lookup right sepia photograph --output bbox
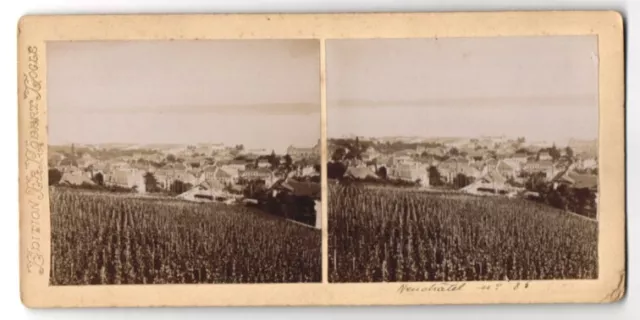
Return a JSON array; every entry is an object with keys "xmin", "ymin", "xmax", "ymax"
[{"xmin": 326, "ymin": 36, "xmax": 599, "ymax": 283}]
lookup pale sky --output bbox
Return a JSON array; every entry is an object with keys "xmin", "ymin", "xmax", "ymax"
[
  {"xmin": 326, "ymin": 36, "xmax": 599, "ymax": 145},
  {"xmin": 47, "ymin": 40, "xmax": 321, "ymax": 153}
]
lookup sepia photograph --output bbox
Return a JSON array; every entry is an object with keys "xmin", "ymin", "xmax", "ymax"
[
  {"xmin": 18, "ymin": 12, "xmax": 624, "ymax": 308},
  {"xmin": 326, "ymin": 36, "xmax": 600, "ymax": 283},
  {"xmin": 46, "ymin": 39, "xmax": 322, "ymax": 285}
]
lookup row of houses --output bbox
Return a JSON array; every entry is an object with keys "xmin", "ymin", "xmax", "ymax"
[
  {"xmin": 355, "ymin": 140, "xmax": 597, "ymax": 170},
  {"xmin": 336, "ymin": 144, "xmax": 598, "ymax": 197},
  {"xmin": 54, "ymin": 155, "xmax": 319, "ymax": 193},
  {"xmin": 341, "ymin": 157, "xmax": 597, "ymax": 199}
]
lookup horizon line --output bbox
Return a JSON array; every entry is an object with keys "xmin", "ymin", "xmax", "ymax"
[
  {"xmin": 51, "ymin": 102, "xmax": 322, "ymax": 116},
  {"xmin": 327, "ymin": 94, "xmax": 597, "ymax": 109}
]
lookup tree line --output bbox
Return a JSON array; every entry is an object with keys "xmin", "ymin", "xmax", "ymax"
[{"xmin": 523, "ymin": 172, "xmax": 597, "ymax": 219}]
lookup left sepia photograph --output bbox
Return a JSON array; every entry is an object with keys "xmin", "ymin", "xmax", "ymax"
[{"xmin": 46, "ymin": 40, "xmax": 322, "ymax": 285}]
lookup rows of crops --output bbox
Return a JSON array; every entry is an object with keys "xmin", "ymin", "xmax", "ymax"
[
  {"xmin": 50, "ymin": 188, "xmax": 321, "ymax": 285},
  {"xmin": 328, "ymin": 184, "xmax": 598, "ymax": 282}
]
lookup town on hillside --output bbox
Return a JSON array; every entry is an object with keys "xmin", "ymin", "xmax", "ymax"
[
  {"xmin": 327, "ymin": 135, "xmax": 599, "ymax": 219},
  {"xmin": 48, "ymin": 141, "xmax": 322, "ymax": 228}
]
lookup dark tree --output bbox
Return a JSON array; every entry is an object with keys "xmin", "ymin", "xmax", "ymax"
[
  {"xmin": 546, "ymin": 184, "xmax": 570, "ymax": 211},
  {"xmin": 549, "ymin": 144, "xmax": 561, "ymax": 161},
  {"xmin": 525, "ymin": 172, "xmax": 548, "ymax": 193},
  {"xmin": 428, "ymin": 166, "xmax": 442, "ymax": 186},
  {"xmin": 565, "ymin": 146, "xmax": 574, "ymax": 159},
  {"xmin": 170, "ymin": 180, "xmax": 187, "ymax": 194},
  {"xmin": 453, "ymin": 173, "xmax": 470, "ymax": 189},
  {"xmin": 283, "ymin": 154, "xmax": 293, "ymax": 169},
  {"xmin": 569, "ymin": 187, "xmax": 597, "ymax": 218},
  {"xmin": 166, "ymin": 154, "xmax": 177, "ymax": 163},
  {"xmin": 313, "ymin": 164, "xmax": 321, "ymax": 174},
  {"xmin": 331, "ymin": 147, "xmax": 347, "ymax": 162},
  {"xmin": 345, "ymin": 137, "xmax": 364, "ymax": 160},
  {"xmin": 268, "ymin": 150, "xmax": 279, "ymax": 169},
  {"xmin": 377, "ymin": 166, "xmax": 388, "ymax": 179},
  {"xmin": 144, "ymin": 172, "xmax": 158, "ymax": 192},
  {"xmin": 243, "ymin": 180, "xmax": 266, "ymax": 199},
  {"xmin": 92, "ymin": 172, "xmax": 104, "ymax": 186},
  {"xmin": 327, "ymin": 162, "xmax": 347, "ymax": 180},
  {"xmin": 48, "ymin": 168, "xmax": 62, "ymax": 186},
  {"xmin": 449, "ymin": 147, "xmax": 460, "ymax": 156}
]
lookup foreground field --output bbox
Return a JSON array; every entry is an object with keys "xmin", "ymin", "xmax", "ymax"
[
  {"xmin": 328, "ymin": 184, "xmax": 598, "ymax": 282},
  {"xmin": 50, "ymin": 187, "xmax": 321, "ymax": 285}
]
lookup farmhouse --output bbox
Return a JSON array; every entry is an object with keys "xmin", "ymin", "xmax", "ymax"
[
  {"xmin": 461, "ymin": 169, "xmax": 516, "ymax": 196},
  {"xmin": 343, "ymin": 166, "xmax": 378, "ymax": 180},
  {"xmin": 200, "ymin": 165, "xmax": 235, "ymax": 185},
  {"xmin": 106, "ymin": 168, "xmax": 146, "ymax": 193},
  {"xmin": 390, "ymin": 164, "xmax": 430, "ymax": 187},
  {"xmin": 174, "ymin": 171, "xmax": 198, "ymax": 186},
  {"xmin": 551, "ymin": 170, "xmax": 598, "ymax": 192},
  {"xmin": 438, "ymin": 158, "xmax": 481, "ymax": 183},
  {"xmin": 177, "ymin": 179, "xmax": 233, "ymax": 203},
  {"xmin": 154, "ymin": 169, "xmax": 174, "ymax": 190},
  {"xmin": 59, "ymin": 171, "xmax": 95, "ymax": 186}
]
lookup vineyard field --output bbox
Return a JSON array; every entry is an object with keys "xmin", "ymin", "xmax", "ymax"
[
  {"xmin": 328, "ymin": 184, "xmax": 598, "ymax": 282},
  {"xmin": 50, "ymin": 187, "xmax": 321, "ymax": 285}
]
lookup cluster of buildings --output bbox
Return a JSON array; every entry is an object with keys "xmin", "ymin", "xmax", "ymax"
[
  {"xmin": 49, "ymin": 141, "xmax": 322, "ymax": 198},
  {"xmin": 331, "ymin": 136, "xmax": 599, "ymax": 197}
]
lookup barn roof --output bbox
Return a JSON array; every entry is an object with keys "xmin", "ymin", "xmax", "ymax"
[
  {"xmin": 479, "ymin": 169, "xmax": 507, "ymax": 185},
  {"xmin": 60, "ymin": 172, "xmax": 94, "ymax": 186},
  {"xmin": 344, "ymin": 167, "xmax": 378, "ymax": 180},
  {"xmin": 280, "ymin": 180, "xmax": 321, "ymax": 199},
  {"xmin": 570, "ymin": 173, "xmax": 598, "ymax": 190},
  {"xmin": 553, "ymin": 170, "xmax": 598, "ymax": 190}
]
